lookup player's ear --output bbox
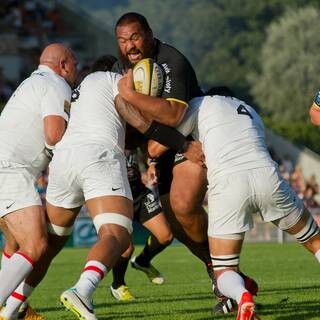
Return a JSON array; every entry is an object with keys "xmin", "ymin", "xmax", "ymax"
[{"xmin": 59, "ymin": 58, "xmax": 68, "ymax": 74}]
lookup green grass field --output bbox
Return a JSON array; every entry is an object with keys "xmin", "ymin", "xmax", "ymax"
[{"xmin": 27, "ymin": 243, "xmax": 320, "ymax": 320}]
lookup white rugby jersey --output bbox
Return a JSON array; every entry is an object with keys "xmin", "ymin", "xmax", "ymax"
[
  {"xmin": 56, "ymin": 71, "xmax": 125, "ymax": 152},
  {"xmin": 0, "ymin": 65, "xmax": 70, "ymax": 172},
  {"xmin": 177, "ymin": 95, "xmax": 275, "ymax": 180}
]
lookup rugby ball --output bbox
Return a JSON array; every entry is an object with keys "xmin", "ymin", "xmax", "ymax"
[{"xmin": 133, "ymin": 58, "xmax": 164, "ymax": 97}]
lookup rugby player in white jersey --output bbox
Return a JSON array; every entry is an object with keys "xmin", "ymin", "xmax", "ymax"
[
  {"xmin": 0, "ymin": 43, "xmax": 77, "ymax": 320},
  {"xmin": 146, "ymin": 88, "xmax": 320, "ymax": 319},
  {"xmin": 39, "ymin": 70, "xmax": 134, "ymax": 320}
]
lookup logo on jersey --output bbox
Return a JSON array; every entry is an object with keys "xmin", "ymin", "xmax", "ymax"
[
  {"xmin": 71, "ymin": 85, "xmax": 81, "ymax": 102},
  {"xmin": 161, "ymin": 63, "xmax": 172, "ymax": 94}
]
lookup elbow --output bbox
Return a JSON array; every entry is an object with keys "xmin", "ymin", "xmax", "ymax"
[
  {"xmin": 165, "ymin": 112, "xmax": 184, "ymax": 127},
  {"xmin": 310, "ymin": 117, "xmax": 320, "ymax": 126},
  {"xmin": 148, "ymin": 144, "xmax": 162, "ymax": 158},
  {"xmin": 309, "ymin": 106, "xmax": 320, "ymax": 126},
  {"xmin": 45, "ymin": 131, "xmax": 64, "ymax": 146}
]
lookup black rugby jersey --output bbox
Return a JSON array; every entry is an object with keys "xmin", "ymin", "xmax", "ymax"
[
  {"xmin": 113, "ymin": 38, "xmax": 202, "ymax": 103},
  {"xmin": 113, "ymin": 39, "xmax": 202, "ymax": 194},
  {"xmin": 112, "ymin": 38, "xmax": 202, "ymax": 147}
]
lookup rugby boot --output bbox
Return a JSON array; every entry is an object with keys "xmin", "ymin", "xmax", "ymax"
[
  {"xmin": 20, "ymin": 306, "xmax": 44, "ymax": 319},
  {"xmin": 131, "ymin": 256, "xmax": 164, "ymax": 284},
  {"xmin": 60, "ymin": 288, "xmax": 97, "ymax": 320},
  {"xmin": 237, "ymin": 292, "xmax": 255, "ymax": 320},
  {"xmin": 110, "ymin": 285, "xmax": 135, "ymax": 301}
]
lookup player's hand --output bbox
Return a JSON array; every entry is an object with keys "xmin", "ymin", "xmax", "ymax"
[
  {"xmin": 118, "ymin": 69, "xmax": 134, "ymax": 100},
  {"xmin": 147, "ymin": 163, "xmax": 158, "ymax": 186},
  {"xmin": 183, "ymin": 141, "xmax": 206, "ymax": 167}
]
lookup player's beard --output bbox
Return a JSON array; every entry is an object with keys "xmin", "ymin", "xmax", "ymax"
[{"xmin": 118, "ymin": 38, "xmax": 155, "ymax": 71}]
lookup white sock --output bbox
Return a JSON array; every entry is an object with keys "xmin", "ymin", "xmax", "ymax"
[
  {"xmin": 217, "ymin": 270, "xmax": 248, "ymax": 303},
  {"xmin": 74, "ymin": 260, "xmax": 107, "ymax": 300},
  {"xmin": 0, "ymin": 251, "xmax": 33, "ymax": 306},
  {"xmin": 0, "ymin": 281, "xmax": 33, "ymax": 318},
  {"xmin": 315, "ymin": 249, "xmax": 320, "ymax": 262},
  {"xmin": 1, "ymin": 251, "xmax": 11, "ymax": 269}
]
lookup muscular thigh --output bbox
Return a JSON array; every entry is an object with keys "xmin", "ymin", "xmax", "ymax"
[
  {"xmin": 86, "ymin": 195, "xmax": 133, "ymax": 220},
  {"xmin": 0, "ymin": 167, "xmax": 41, "ymax": 217},
  {"xmin": 171, "ymin": 160, "xmax": 207, "ymax": 210},
  {"xmin": 133, "ymin": 187, "xmax": 162, "ymax": 224},
  {"xmin": 4, "ymin": 205, "xmax": 47, "ymax": 245}
]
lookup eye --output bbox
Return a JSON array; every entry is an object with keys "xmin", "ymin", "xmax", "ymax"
[
  {"xmin": 118, "ymin": 38, "xmax": 126, "ymax": 44},
  {"xmin": 130, "ymin": 34, "xmax": 140, "ymax": 41}
]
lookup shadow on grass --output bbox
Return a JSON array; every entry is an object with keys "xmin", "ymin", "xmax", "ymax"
[{"xmin": 37, "ymin": 286, "xmax": 320, "ymax": 319}]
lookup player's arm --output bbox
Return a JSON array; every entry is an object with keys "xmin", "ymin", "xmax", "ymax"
[
  {"xmin": 309, "ymin": 92, "xmax": 320, "ymax": 126},
  {"xmin": 115, "ymin": 94, "xmax": 190, "ymax": 153},
  {"xmin": 41, "ymin": 83, "xmax": 70, "ymax": 158},
  {"xmin": 115, "ymin": 95, "xmax": 204, "ymax": 164},
  {"xmin": 118, "ymin": 69, "xmax": 187, "ymax": 127},
  {"xmin": 44, "ymin": 115, "xmax": 66, "ymax": 145},
  {"xmin": 148, "ymin": 139, "xmax": 204, "ymax": 166}
]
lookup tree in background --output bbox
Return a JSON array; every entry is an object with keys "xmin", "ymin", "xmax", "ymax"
[
  {"xmin": 86, "ymin": 0, "xmax": 314, "ymax": 101},
  {"xmin": 249, "ymin": 6, "xmax": 320, "ymax": 121}
]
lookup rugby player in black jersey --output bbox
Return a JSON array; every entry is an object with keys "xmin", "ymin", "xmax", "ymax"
[{"xmin": 112, "ymin": 12, "xmax": 241, "ymax": 313}]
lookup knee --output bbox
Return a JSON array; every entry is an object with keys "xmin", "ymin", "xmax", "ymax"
[
  {"xmin": 122, "ymin": 241, "xmax": 134, "ymax": 258},
  {"xmin": 157, "ymin": 231, "xmax": 173, "ymax": 245},
  {"xmin": 21, "ymin": 237, "xmax": 48, "ymax": 262},
  {"xmin": 170, "ymin": 193, "xmax": 194, "ymax": 216},
  {"xmin": 99, "ymin": 224, "xmax": 131, "ymax": 251},
  {"xmin": 4, "ymin": 240, "xmax": 19, "ymax": 255}
]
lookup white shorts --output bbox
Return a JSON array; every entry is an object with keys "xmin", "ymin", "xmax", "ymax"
[
  {"xmin": 46, "ymin": 145, "xmax": 132, "ymax": 208},
  {"xmin": 207, "ymin": 166, "xmax": 304, "ymax": 237},
  {"xmin": 0, "ymin": 165, "xmax": 41, "ymax": 217}
]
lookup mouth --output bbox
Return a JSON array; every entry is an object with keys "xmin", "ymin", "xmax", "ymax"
[{"xmin": 127, "ymin": 51, "xmax": 142, "ymax": 62}]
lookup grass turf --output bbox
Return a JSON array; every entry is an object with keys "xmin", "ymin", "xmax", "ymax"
[{"xmin": 27, "ymin": 243, "xmax": 320, "ymax": 319}]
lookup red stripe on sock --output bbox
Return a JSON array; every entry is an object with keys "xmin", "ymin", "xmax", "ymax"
[
  {"xmin": 3, "ymin": 251, "xmax": 11, "ymax": 258},
  {"xmin": 83, "ymin": 266, "xmax": 105, "ymax": 279},
  {"xmin": 16, "ymin": 251, "xmax": 34, "ymax": 267},
  {"xmin": 11, "ymin": 292, "xmax": 26, "ymax": 302}
]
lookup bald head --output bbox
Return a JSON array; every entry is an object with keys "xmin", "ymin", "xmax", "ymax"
[{"xmin": 40, "ymin": 43, "xmax": 78, "ymax": 87}]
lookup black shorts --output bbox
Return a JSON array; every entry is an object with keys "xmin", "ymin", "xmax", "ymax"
[
  {"xmin": 133, "ymin": 187, "xmax": 162, "ymax": 224},
  {"xmin": 157, "ymin": 150, "xmax": 188, "ymax": 196}
]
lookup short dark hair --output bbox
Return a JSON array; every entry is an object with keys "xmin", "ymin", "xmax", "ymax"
[
  {"xmin": 90, "ymin": 54, "xmax": 117, "ymax": 73},
  {"xmin": 204, "ymin": 86, "xmax": 235, "ymax": 97},
  {"xmin": 115, "ymin": 12, "xmax": 151, "ymax": 33}
]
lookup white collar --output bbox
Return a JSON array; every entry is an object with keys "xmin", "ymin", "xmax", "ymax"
[{"xmin": 38, "ymin": 64, "xmax": 56, "ymax": 74}]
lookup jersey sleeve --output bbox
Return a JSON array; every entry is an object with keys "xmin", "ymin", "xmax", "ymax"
[
  {"xmin": 41, "ymin": 80, "xmax": 70, "ymax": 122},
  {"xmin": 161, "ymin": 57, "xmax": 193, "ymax": 106},
  {"xmin": 314, "ymin": 91, "xmax": 320, "ymax": 108},
  {"xmin": 111, "ymin": 72, "xmax": 122, "ymax": 99},
  {"xmin": 176, "ymin": 105, "xmax": 198, "ymax": 136}
]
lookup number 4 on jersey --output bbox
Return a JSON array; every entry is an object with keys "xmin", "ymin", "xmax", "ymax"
[{"xmin": 237, "ymin": 104, "xmax": 253, "ymax": 119}]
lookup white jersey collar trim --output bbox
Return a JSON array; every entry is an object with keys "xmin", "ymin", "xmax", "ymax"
[
  {"xmin": 37, "ymin": 65, "xmax": 67, "ymax": 83},
  {"xmin": 38, "ymin": 64, "xmax": 56, "ymax": 74}
]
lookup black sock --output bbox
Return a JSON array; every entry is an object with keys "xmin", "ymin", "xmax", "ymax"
[
  {"xmin": 135, "ymin": 234, "xmax": 172, "ymax": 267},
  {"xmin": 112, "ymin": 256, "xmax": 130, "ymax": 289}
]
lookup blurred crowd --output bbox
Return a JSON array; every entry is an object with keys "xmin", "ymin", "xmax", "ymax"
[
  {"xmin": 269, "ymin": 149, "xmax": 320, "ymax": 209},
  {"xmin": 0, "ymin": 0, "xmax": 68, "ymax": 104}
]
